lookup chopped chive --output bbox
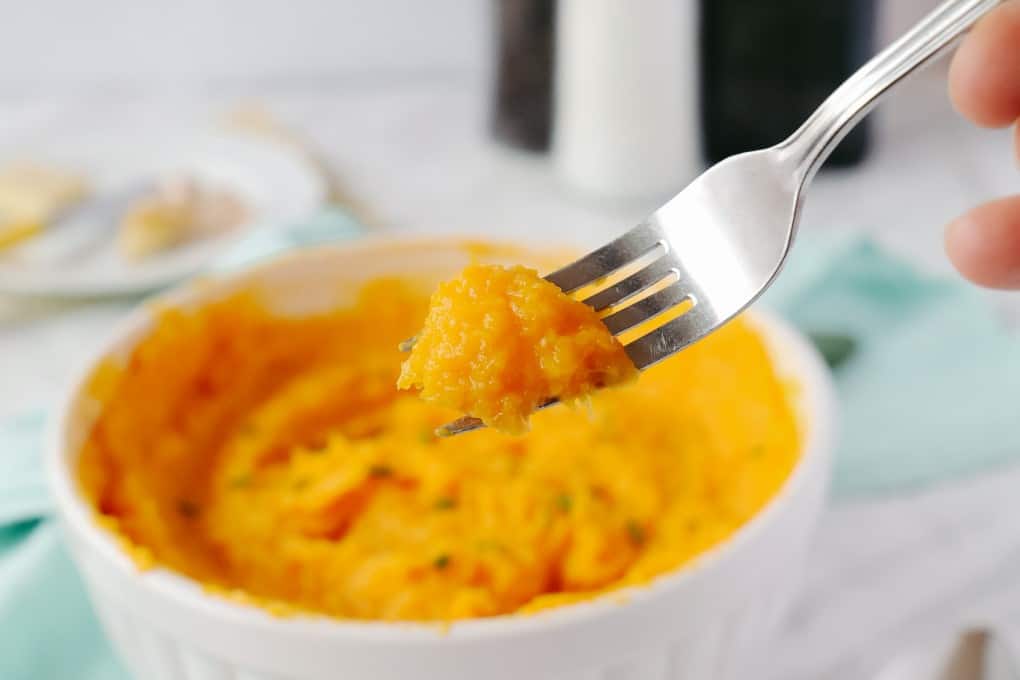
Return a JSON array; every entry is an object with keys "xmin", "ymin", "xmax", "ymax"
[
  {"xmin": 306, "ymin": 438, "xmax": 328, "ymax": 453},
  {"xmin": 475, "ymin": 540, "xmax": 507, "ymax": 553},
  {"xmin": 626, "ymin": 520, "xmax": 646, "ymax": 546},
  {"xmin": 368, "ymin": 464, "xmax": 394, "ymax": 479},
  {"xmin": 750, "ymin": 445, "xmax": 765, "ymax": 458},
  {"xmin": 434, "ymin": 496, "xmax": 457, "ymax": 510},
  {"xmin": 176, "ymin": 500, "xmax": 200, "ymax": 519},
  {"xmin": 433, "ymin": 553, "xmax": 451, "ymax": 570},
  {"xmin": 555, "ymin": 493, "xmax": 572, "ymax": 513},
  {"xmin": 228, "ymin": 473, "xmax": 251, "ymax": 489}
]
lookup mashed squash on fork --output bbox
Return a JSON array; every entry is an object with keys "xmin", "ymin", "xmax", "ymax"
[
  {"xmin": 77, "ymin": 276, "xmax": 799, "ymax": 622},
  {"xmin": 398, "ymin": 264, "xmax": 637, "ymax": 434}
]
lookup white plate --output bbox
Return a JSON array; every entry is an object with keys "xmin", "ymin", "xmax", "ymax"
[{"xmin": 0, "ymin": 132, "xmax": 327, "ymax": 297}]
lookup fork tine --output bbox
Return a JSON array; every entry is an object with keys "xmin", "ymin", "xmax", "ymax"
[
  {"xmin": 544, "ymin": 222, "xmax": 665, "ymax": 294},
  {"xmin": 436, "ymin": 398, "xmax": 561, "ymax": 437},
  {"xmin": 582, "ymin": 253, "xmax": 678, "ymax": 313},
  {"xmin": 600, "ymin": 281, "xmax": 692, "ymax": 335},
  {"xmin": 436, "ymin": 415, "xmax": 484, "ymax": 436},
  {"xmin": 624, "ymin": 305, "xmax": 714, "ymax": 370}
]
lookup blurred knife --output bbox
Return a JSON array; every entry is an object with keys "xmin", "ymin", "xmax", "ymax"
[{"xmin": 874, "ymin": 628, "xmax": 1020, "ymax": 680}]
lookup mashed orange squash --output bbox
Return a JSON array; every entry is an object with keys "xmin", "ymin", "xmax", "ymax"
[
  {"xmin": 398, "ymin": 264, "xmax": 637, "ymax": 433},
  {"xmin": 77, "ymin": 277, "xmax": 799, "ymax": 622}
]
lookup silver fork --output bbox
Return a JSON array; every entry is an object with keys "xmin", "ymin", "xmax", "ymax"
[{"xmin": 438, "ymin": 0, "xmax": 1001, "ymax": 436}]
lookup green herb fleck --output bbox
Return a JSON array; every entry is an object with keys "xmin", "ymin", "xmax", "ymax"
[
  {"xmin": 750, "ymin": 445, "xmax": 766, "ymax": 458},
  {"xmin": 434, "ymin": 496, "xmax": 457, "ymax": 510},
  {"xmin": 176, "ymin": 500, "xmax": 200, "ymax": 519},
  {"xmin": 626, "ymin": 520, "xmax": 646, "ymax": 546},
  {"xmin": 555, "ymin": 493, "xmax": 573, "ymax": 513},
  {"xmin": 369, "ymin": 464, "xmax": 394, "ymax": 479},
  {"xmin": 475, "ymin": 540, "xmax": 507, "ymax": 554},
  {"xmin": 292, "ymin": 477, "xmax": 311, "ymax": 491},
  {"xmin": 306, "ymin": 438, "xmax": 329, "ymax": 453},
  {"xmin": 433, "ymin": 553, "xmax": 451, "ymax": 570},
  {"xmin": 228, "ymin": 473, "xmax": 252, "ymax": 489}
]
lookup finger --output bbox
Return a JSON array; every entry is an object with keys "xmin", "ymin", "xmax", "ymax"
[
  {"xmin": 945, "ymin": 195, "xmax": 1020, "ymax": 289},
  {"xmin": 948, "ymin": 1, "xmax": 1020, "ymax": 128}
]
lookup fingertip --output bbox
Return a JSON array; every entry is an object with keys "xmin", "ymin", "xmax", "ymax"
[
  {"xmin": 946, "ymin": 197, "xmax": 1020, "ymax": 289},
  {"xmin": 948, "ymin": 2, "xmax": 1020, "ymax": 128}
]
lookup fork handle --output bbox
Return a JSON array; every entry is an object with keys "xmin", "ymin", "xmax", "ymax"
[{"xmin": 781, "ymin": 0, "xmax": 1003, "ymax": 182}]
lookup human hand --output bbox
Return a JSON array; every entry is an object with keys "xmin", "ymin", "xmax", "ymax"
[{"xmin": 946, "ymin": 1, "xmax": 1020, "ymax": 289}]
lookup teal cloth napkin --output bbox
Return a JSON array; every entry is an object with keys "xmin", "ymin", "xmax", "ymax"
[
  {"xmin": 2, "ymin": 226, "xmax": 1019, "ymax": 679},
  {"xmin": 760, "ymin": 235, "xmax": 1020, "ymax": 495}
]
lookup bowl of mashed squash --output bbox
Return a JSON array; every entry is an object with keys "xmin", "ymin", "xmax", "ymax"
[{"xmin": 47, "ymin": 237, "xmax": 836, "ymax": 680}]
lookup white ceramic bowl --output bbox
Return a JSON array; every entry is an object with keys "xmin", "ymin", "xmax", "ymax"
[{"xmin": 47, "ymin": 238, "xmax": 837, "ymax": 680}]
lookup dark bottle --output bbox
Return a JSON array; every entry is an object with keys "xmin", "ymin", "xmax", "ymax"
[
  {"xmin": 701, "ymin": 0, "xmax": 876, "ymax": 168},
  {"xmin": 491, "ymin": 0, "xmax": 556, "ymax": 152}
]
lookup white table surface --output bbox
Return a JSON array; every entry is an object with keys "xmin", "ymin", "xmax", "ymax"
[{"xmin": 2, "ymin": 69, "xmax": 1019, "ymax": 679}]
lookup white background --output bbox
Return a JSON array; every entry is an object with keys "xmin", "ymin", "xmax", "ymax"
[
  {"xmin": 0, "ymin": 0, "xmax": 943, "ymax": 92},
  {"xmin": 0, "ymin": 0, "xmax": 489, "ymax": 92}
]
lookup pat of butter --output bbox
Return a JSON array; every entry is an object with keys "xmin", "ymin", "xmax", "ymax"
[
  {"xmin": 0, "ymin": 218, "xmax": 42, "ymax": 251},
  {"xmin": 0, "ymin": 162, "xmax": 87, "ymax": 223}
]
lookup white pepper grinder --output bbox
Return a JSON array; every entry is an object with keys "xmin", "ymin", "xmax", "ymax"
[{"xmin": 552, "ymin": 0, "xmax": 701, "ymax": 200}]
